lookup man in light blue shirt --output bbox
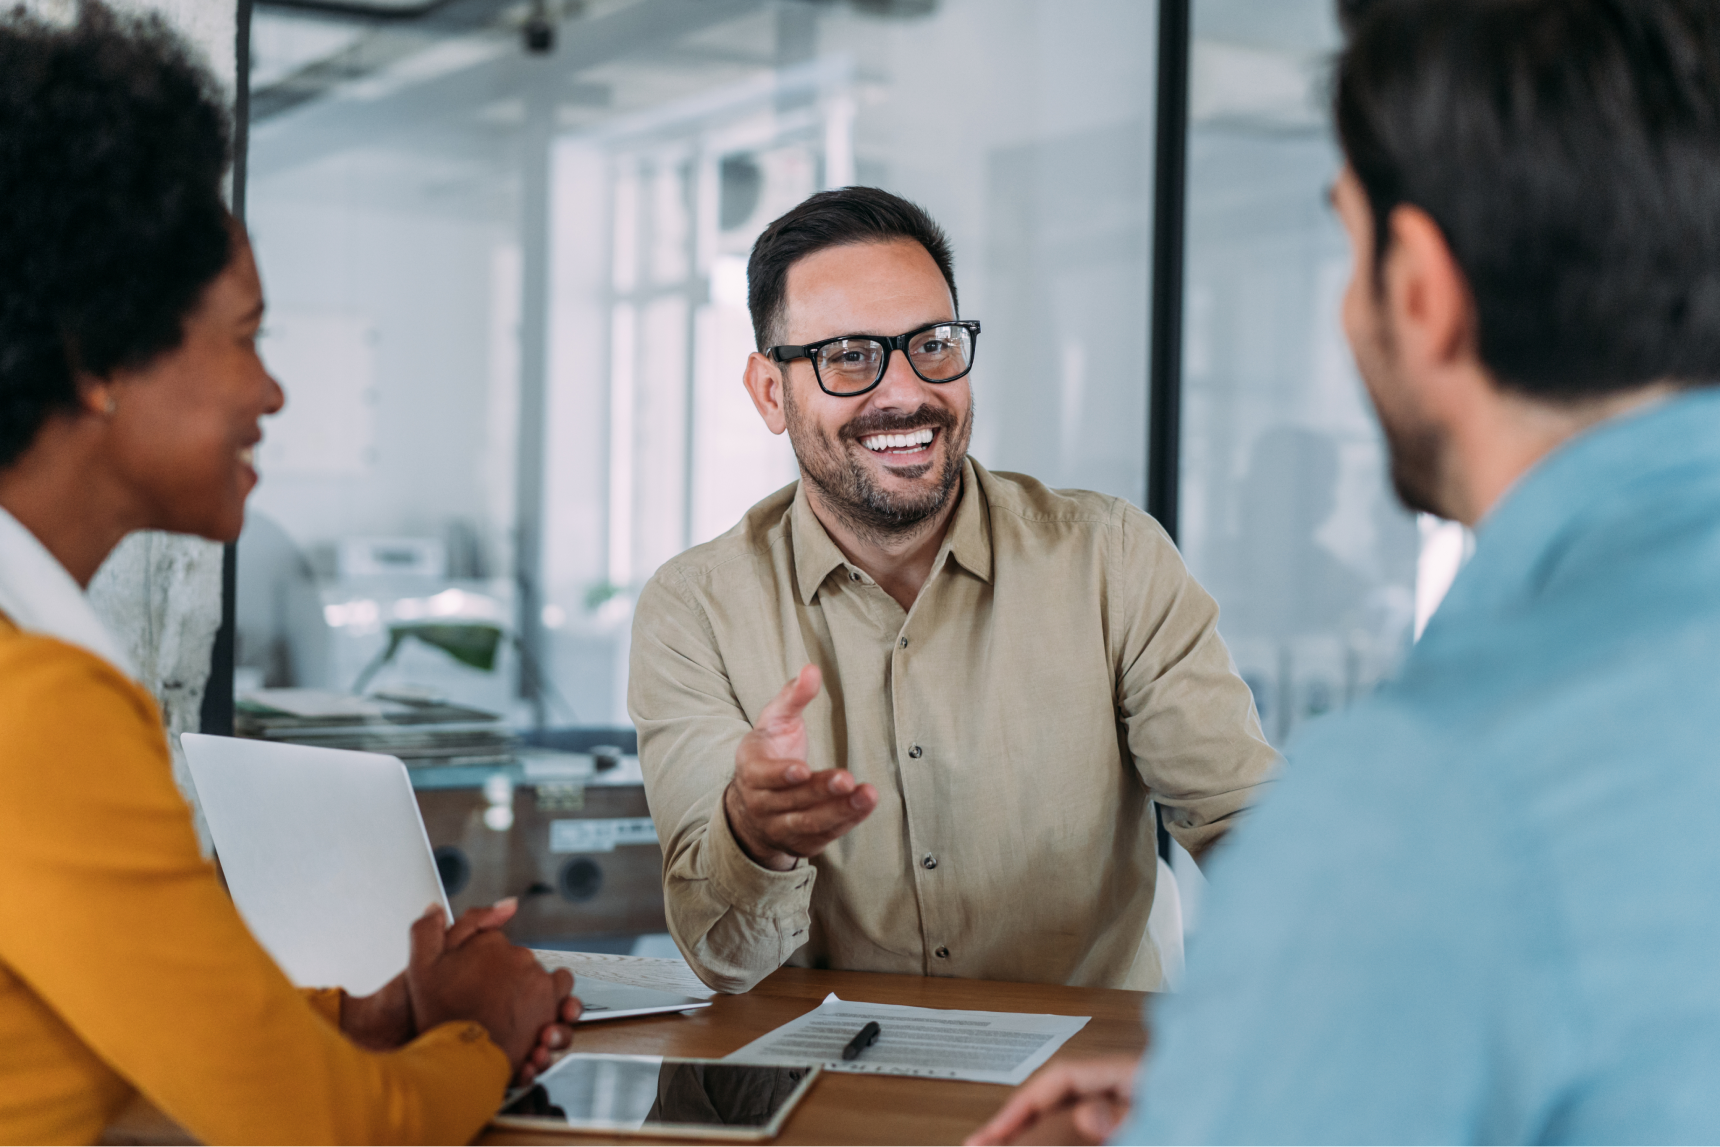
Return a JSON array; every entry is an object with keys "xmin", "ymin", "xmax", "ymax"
[{"xmin": 971, "ymin": 0, "xmax": 1720, "ymax": 1142}]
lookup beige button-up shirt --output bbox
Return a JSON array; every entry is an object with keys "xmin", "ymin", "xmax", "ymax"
[{"xmin": 630, "ymin": 460, "xmax": 1277, "ymax": 994}]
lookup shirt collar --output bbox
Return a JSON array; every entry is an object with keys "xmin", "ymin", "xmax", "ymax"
[
  {"xmin": 0, "ymin": 506, "xmax": 136, "ymax": 677},
  {"xmin": 1432, "ymin": 387, "xmax": 1720, "ymax": 628},
  {"xmin": 790, "ymin": 457, "xmax": 994, "ymax": 606},
  {"xmin": 943, "ymin": 458, "xmax": 994, "ymax": 583}
]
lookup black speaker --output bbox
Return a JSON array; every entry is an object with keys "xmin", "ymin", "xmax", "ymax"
[
  {"xmin": 558, "ymin": 857, "xmax": 604, "ymax": 902},
  {"xmin": 433, "ymin": 844, "xmax": 472, "ymax": 896}
]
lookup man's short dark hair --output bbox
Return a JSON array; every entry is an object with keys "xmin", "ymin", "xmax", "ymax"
[
  {"xmin": 0, "ymin": 1, "xmax": 233, "ymax": 469},
  {"xmin": 1335, "ymin": 0, "xmax": 1720, "ymax": 398},
  {"xmin": 746, "ymin": 186, "xmax": 958, "ymax": 350}
]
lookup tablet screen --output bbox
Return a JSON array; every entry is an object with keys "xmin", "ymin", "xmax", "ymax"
[{"xmin": 499, "ymin": 1055, "xmax": 818, "ymax": 1136}]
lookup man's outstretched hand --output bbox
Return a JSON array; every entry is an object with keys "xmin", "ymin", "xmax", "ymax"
[{"xmin": 725, "ymin": 664, "xmax": 878, "ymax": 871}]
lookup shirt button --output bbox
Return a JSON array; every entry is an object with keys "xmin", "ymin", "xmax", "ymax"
[
  {"xmin": 922, "ymin": 854, "xmax": 937, "ymax": 870},
  {"xmin": 899, "ymin": 636, "xmax": 909, "ymax": 648},
  {"xmin": 908, "ymin": 745, "xmax": 923, "ymax": 759},
  {"xmin": 849, "ymin": 570, "xmax": 861, "ymax": 581},
  {"xmin": 934, "ymin": 946, "xmax": 950, "ymax": 959}
]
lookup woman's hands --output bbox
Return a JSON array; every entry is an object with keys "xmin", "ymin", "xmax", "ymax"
[
  {"xmin": 516, "ymin": 992, "xmax": 584, "ymax": 1087},
  {"xmin": 338, "ymin": 899, "xmax": 584, "ymax": 1084},
  {"xmin": 965, "ymin": 1056, "xmax": 1140, "ymax": 1146}
]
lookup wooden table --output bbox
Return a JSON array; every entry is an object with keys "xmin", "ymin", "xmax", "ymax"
[{"xmin": 482, "ymin": 967, "xmax": 1149, "ymax": 1146}]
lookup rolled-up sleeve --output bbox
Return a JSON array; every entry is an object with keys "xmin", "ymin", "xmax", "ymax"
[
  {"xmin": 1108, "ymin": 501, "xmax": 1280, "ymax": 858},
  {"xmin": 628, "ymin": 572, "xmax": 816, "ymax": 993}
]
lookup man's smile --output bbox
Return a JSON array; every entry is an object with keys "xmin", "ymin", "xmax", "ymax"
[{"xmin": 858, "ymin": 426, "xmax": 938, "ymax": 460}]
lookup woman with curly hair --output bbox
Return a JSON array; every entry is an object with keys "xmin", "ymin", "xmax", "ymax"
[{"xmin": 0, "ymin": 5, "xmax": 578, "ymax": 1142}]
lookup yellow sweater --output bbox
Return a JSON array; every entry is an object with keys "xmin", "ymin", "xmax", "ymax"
[{"xmin": 0, "ymin": 616, "xmax": 510, "ymax": 1144}]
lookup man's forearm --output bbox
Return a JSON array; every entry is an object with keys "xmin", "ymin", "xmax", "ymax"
[{"xmin": 662, "ymin": 797, "xmax": 819, "ymax": 993}]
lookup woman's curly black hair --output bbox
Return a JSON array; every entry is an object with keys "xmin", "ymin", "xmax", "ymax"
[{"xmin": 0, "ymin": 1, "xmax": 233, "ymax": 469}]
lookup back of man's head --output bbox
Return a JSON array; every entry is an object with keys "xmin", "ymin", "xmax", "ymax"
[
  {"xmin": 1335, "ymin": 0, "xmax": 1720, "ymax": 398},
  {"xmin": 746, "ymin": 186, "xmax": 957, "ymax": 351}
]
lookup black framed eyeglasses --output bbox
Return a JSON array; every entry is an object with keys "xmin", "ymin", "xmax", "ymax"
[{"xmin": 766, "ymin": 319, "xmax": 981, "ymax": 397}]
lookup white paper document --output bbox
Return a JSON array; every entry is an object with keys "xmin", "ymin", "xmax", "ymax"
[{"xmin": 724, "ymin": 994, "xmax": 1090, "ymax": 1086}]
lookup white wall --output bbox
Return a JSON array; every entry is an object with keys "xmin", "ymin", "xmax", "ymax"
[{"xmin": 245, "ymin": 168, "xmax": 513, "ymax": 571}]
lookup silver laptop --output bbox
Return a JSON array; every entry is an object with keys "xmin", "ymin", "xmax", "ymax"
[{"xmin": 180, "ymin": 733, "xmax": 710, "ymax": 1021}]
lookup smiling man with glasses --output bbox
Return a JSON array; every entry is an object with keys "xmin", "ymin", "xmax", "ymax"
[{"xmin": 628, "ymin": 186, "xmax": 1277, "ymax": 994}]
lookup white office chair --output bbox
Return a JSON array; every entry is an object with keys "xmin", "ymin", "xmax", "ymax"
[{"xmin": 1147, "ymin": 853, "xmax": 1186, "ymax": 991}]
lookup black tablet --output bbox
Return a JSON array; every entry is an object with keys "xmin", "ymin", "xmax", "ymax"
[{"xmin": 493, "ymin": 1054, "xmax": 822, "ymax": 1142}]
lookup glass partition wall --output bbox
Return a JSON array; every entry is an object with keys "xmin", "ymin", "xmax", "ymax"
[
  {"xmin": 1173, "ymin": 0, "xmax": 1419, "ymax": 749},
  {"xmin": 239, "ymin": 0, "xmax": 1161, "ymax": 729}
]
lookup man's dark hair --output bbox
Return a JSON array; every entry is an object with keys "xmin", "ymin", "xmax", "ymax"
[
  {"xmin": 746, "ymin": 186, "xmax": 958, "ymax": 350},
  {"xmin": 0, "ymin": 1, "xmax": 233, "ymax": 469},
  {"xmin": 1335, "ymin": 0, "xmax": 1720, "ymax": 398}
]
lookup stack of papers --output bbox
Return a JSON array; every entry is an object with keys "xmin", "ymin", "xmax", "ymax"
[
  {"xmin": 726, "ymin": 994, "xmax": 1090, "ymax": 1086},
  {"xmin": 235, "ymin": 688, "xmax": 515, "ymax": 766}
]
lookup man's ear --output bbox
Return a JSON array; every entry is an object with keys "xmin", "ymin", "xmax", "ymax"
[
  {"xmin": 1382, "ymin": 204, "xmax": 1479, "ymax": 380},
  {"xmin": 742, "ymin": 351, "xmax": 789, "ymax": 435}
]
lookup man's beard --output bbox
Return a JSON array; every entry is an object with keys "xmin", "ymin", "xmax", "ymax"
[
  {"xmin": 1378, "ymin": 400, "xmax": 1447, "ymax": 517},
  {"xmin": 784, "ymin": 388, "xmax": 973, "ymax": 542},
  {"xmin": 1354, "ymin": 308, "xmax": 1449, "ymax": 518}
]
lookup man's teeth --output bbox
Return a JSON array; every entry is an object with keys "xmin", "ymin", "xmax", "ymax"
[
  {"xmin": 861, "ymin": 428, "xmax": 935, "ymax": 452},
  {"xmin": 238, "ymin": 447, "xmax": 255, "ymax": 467}
]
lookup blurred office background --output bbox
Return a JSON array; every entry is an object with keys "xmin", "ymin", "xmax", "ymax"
[
  {"xmin": 240, "ymin": 0, "xmax": 1161, "ymax": 728},
  {"xmin": 233, "ymin": 0, "xmax": 1449, "ymax": 948}
]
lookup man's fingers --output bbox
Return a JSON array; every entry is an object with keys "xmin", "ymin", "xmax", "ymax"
[
  {"xmin": 1071, "ymin": 1098, "xmax": 1128, "ymax": 1143},
  {"xmin": 754, "ymin": 664, "xmax": 822, "ymax": 731},
  {"xmin": 768, "ymin": 784, "xmax": 877, "ymax": 850},
  {"xmin": 734, "ymin": 751, "xmax": 814, "ymax": 791},
  {"xmin": 967, "ymin": 1057, "xmax": 1141, "ymax": 1146},
  {"xmin": 550, "ymin": 967, "xmax": 574, "ymax": 1000},
  {"xmin": 1075, "ymin": 1055, "xmax": 1141, "ymax": 1098},
  {"xmin": 407, "ymin": 904, "xmax": 447, "ymax": 974},
  {"xmin": 744, "ymin": 767, "xmax": 860, "ymax": 811},
  {"xmin": 965, "ymin": 1065, "xmax": 1087, "ymax": 1146}
]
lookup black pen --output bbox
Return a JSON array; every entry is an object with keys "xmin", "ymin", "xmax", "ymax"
[{"xmin": 840, "ymin": 1020, "xmax": 882, "ymax": 1061}]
